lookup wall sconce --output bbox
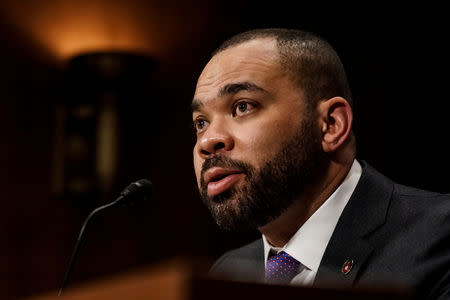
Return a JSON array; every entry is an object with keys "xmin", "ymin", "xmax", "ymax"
[{"xmin": 53, "ymin": 52, "xmax": 155, "ymax": 206}]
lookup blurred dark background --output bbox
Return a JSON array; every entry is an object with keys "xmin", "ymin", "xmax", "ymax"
[{"xmin": 0, "ymin": 1, "xmax": 448, "ymax": 299}]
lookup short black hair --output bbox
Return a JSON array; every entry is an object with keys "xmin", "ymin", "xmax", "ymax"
[{"xmin": 213, "ymin": 28, "xmax": 352, "ymax": 109}]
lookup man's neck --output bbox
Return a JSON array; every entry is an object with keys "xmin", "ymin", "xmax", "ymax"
[{"xmin": 258, "ymin": 158, "xmax": 354, "ymax": 247}]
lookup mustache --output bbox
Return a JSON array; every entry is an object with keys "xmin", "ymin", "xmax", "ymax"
[{"xmin": 200, "ymin": 156, "xmax": 254, "ymax": 184}]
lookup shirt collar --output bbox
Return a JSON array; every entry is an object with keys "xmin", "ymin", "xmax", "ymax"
[{"xmin": 263, "ymin": 159, "xmax": 362, "ymax": 272}]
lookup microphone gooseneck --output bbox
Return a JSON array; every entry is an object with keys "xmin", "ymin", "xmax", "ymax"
[{"xmin": 58, "ymin": 179, "xmax": 153, "ymax": 296}]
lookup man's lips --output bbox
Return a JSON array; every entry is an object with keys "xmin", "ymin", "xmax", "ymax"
[{"xmin": 203, "ymin": 167, "xmax": 245, "ymax": 196}]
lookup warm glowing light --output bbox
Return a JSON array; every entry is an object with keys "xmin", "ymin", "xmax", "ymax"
[{"xmin": 0, "ymin": 0, "xmax": 210, "ymax": 61}]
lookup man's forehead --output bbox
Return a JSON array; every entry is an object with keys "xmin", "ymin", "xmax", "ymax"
[
  {"xmin": 212, "ymin": 37, "xmax": 278, "ymax": 61},
  {"xmin": 194, "ymin": 38, "xmax": 280, "ymax": 102},
  {"xmin": 201, "ymin": 38, "xmax": 278, "ymax": 77}
]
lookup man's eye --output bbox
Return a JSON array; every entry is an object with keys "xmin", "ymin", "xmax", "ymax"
[
  {"xmin": 194, "ymin": 119, "xmax": 209, "ymax": 132},
  {"xmin": 233, "ymin": 101, "xmax": 256, "ymax": 117}
]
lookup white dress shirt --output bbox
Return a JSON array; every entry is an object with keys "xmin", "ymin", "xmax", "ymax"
[{"xmin": 262, "ymin": 159, "xmax": 362, "ymax": 286}]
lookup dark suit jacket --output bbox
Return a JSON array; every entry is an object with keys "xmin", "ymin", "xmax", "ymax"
[{"xmin": 210, "ymin": 161, "xmax": 450, "ymax": 299}]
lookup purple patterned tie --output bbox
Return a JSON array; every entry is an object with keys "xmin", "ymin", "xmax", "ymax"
[{"xmin": 265, "ymin": 251, "xmax": 300, "ymax": 283}]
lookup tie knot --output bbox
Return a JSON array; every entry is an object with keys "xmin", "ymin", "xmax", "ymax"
[{"xmin": 265, "ymin": 251, "xmax": 300, "ymax": 284}]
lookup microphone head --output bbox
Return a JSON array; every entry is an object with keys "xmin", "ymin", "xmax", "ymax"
[{"xmin": 117, "ymin": 179, "xmax": 153, "ymax": 205}]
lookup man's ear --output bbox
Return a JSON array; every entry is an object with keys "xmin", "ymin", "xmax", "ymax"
[{"xmin": 318, "ymin": 97, "xmax": 353, "ymax": 153}]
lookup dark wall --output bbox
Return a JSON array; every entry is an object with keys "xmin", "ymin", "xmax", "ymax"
[{"xmin": 1, "ymin": 1, "xmax": 449, "ymax": 299}]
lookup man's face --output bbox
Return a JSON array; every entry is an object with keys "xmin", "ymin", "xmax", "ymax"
[{"xmin": 192, "ymin": 38, "xmax": 323, "ymax": 231}]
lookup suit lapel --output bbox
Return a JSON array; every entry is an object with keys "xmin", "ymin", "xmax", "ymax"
[
  {"xmin": 314, "ymin": 161, "xmax": 394, "ymax": 287},
  {"xmin": 238, "ymin": 240, "xmax": 265, "ymax": 282}
]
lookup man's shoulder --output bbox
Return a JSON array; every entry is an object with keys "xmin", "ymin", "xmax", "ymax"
[
  {"xmin": 209, "ymin": 238, "xmax": 264, "ymax": 282},
  {"xmin": 362, "ymin": 160, "xmax": 450, "ymax": 212},
  {"xmin": 389, "ymin": 182, "xmax": 450, "ymax": 240},
  {"xmin": 393, "ymin": 181, "xmax": 449, "ymax": 200},
  {"xmin": 337, "ymin": 160, "xmax": 450, "ymax": 296},
  {"xmin": 359, "ymin": 159, "xmax": 450, "ymax": 204},
  {"xmin": 355, "ymin": 160, "xmax": 450, "ymax": 245}
]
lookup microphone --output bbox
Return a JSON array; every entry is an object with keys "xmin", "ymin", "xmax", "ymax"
[
  {"xmin": 58, "ymin": 179, "xmax": 153, "ymax": 296},
  {"xmin": 113, "ymin": 179, "xmax": 153, "ymax": 206}
]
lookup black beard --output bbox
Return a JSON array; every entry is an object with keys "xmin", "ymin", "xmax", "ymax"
[{"xmin": 199, "ymin": 116, "xmax": 324, "ymax": 232}]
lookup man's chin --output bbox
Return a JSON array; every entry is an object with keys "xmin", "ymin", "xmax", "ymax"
[{"xmin": 204, "ymin": 193, "xmax": 254, "ymax": 231}]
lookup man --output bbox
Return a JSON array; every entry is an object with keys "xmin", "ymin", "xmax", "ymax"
[{"xmin": 191, "ymin": 28, "xmax": 450, "ymax": 299}]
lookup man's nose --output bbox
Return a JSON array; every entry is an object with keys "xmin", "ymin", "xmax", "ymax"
[{"xmin": 197, "ymin": 122, "xmax": 234, "ymax": 158}]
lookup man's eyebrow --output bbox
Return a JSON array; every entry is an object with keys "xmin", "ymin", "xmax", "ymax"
[
  {"xmin": 218, "ymin": 82, "xmax": 268, "ymax": 97},
  {"xmin": 191, "ymin": 82, "xmax": 268, "ymax": 113},
  {"xmin": 191, "ymin": 99, "xmax": 202, "ymax": 113}
]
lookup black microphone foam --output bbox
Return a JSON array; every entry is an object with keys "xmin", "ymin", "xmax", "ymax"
[{"xmin": 114, "ymin": 179, "xmax": 153, "ymax": 206}]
